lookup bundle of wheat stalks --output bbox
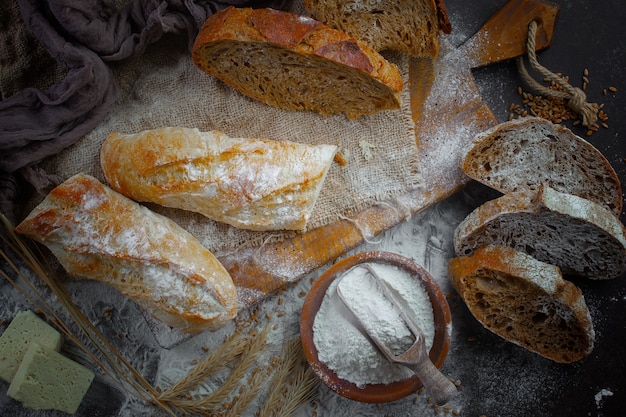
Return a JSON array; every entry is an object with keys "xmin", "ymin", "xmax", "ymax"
[{"xmin": 0, "ymin": 214, "xmax": 319, "ymax": 416}]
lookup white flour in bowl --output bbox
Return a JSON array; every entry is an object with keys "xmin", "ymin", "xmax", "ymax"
[{"xmin": 312, "ymin": 262, "xmax": 435, "ymax": 387}]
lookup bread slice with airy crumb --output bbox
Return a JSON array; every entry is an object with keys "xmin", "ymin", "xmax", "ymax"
[
  {"xmin": 304, "ymin": 0, "xmax": 451, "ymax": 57},
  {"xmin": 192, "ymin": 7, "xmax": 403, "ymax": 119},
  {"xmin": 448, "ymin": 245, "xmax": 594, "ymax": 363},
  {"xmin": 454, "ymin": 184, "xmax": 626, "ymax": 280},
  {"xmin": 461, "ymin": 117, "xmax": 622, "ymax": 216}
]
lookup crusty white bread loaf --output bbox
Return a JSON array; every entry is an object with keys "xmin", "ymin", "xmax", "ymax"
[
  {"xmin": 192, "ymin": 7, "xmax": 403, "ymax": 119},
  {"xmin": 100, "ymin": 127, "xmax": 337, "ymax": 231},
  {"xmin": 454, "ymin": 184, "xmax": 626, "ymax": 280},
  {"xmin": 461, "ymin": 117, "xmax": 623, "ymax": 216},
  {"xmin": 16, "ymin": 173, "xmax": 238, "ymax": 334},
  {"xmin": 304, "ymin": 0, "xmax": 452, "ymax": 57},
  {"xmin": 448, "ymin": 245, "xmax": 594, "ymax": 363}
]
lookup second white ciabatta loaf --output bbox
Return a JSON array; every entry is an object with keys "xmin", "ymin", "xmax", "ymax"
[
  {"xmin": 461, "ymin": 117, "xmax": 622, "ymax": 216},
  {"xmin": 16, "ymin": 174, "xmax": 238, "ymax": 334},
  {"xmin": 101, "ymin": 127, "xmax": 337, "ymax": 232},
  {"xmin": 454, "ymin": 184, "xmax": 626, "ymax": 280},
  {"xmin": 448, "ymin": 245, "xmax": 594, "ymax": 363}
]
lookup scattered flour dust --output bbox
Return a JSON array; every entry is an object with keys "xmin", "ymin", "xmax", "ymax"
[{"xmin": 594, "ymin": 388, "xmax": 613, "ymax": 412}]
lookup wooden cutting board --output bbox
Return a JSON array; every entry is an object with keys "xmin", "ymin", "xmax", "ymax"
[{"xmin": 220, "ymin": 0, "xmax": 560, "ymax": 309}]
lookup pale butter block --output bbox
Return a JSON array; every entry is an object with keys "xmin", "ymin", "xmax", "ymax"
[
  {"xmin": 7, "ymin": 342, "xmax": 95, "ymax": 414},
  {"xmin": 0, "ymin": 310, "xmax": 63, "ymax": 382}
]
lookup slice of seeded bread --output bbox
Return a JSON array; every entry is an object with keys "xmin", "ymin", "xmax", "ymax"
[
  {"xmin": 454, "ymin": 184, "xmax": 626, "ymax": 280},
  {"xmin": 192, "ymin": 7, "xmax": 403, "ymax": 120},
  {"xmin": 303, "ymin": 0, "xmax": 452, "ymax": 57},
  {"xmin": 461, "ymin": 117, "xmax": 623, "ymax": 216},
  {"xmin": 448, "ymin": 245, "xmax": 594, "ymax": 363}
]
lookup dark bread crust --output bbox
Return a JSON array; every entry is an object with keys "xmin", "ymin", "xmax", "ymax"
[
  {"xmin": 449, "ymin": 245, "xmax": 594, "ymax": 363},
  {"xmin": 434, "ymin": 0, "xmax": 453, "ymax": 34},
  {"xmin": 192, "ymin": 7, "xmax": 403, "ymax": 119},
  {"xmin": 304, "ymin": 0, "xmax": 451, "ymax": 57},
  {"xmin": 454, "ymin": 185, "xmax": 626, "ymax": 280},
  {"xmin": 461, "ymin": 117, "xmax": 623, "ymax": 216}
]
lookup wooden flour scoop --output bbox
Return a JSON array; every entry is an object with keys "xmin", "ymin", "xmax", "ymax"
[
  {"xmin": 336, "ymin": 264, "xmax": 458, "ymax": 405},
  {"xmin": 217, "ymin": 0, "xmax": 561, "ymax": 311}
]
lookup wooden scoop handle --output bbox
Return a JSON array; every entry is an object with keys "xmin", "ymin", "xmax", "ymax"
[{"xmin": 407, "ymin": 346, "xmax": 458, "ymax": 405}]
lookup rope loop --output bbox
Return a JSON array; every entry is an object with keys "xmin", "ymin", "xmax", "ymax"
[{"xmin": 517, "ymin": 20, "xmax": 599, "ymax": 127}]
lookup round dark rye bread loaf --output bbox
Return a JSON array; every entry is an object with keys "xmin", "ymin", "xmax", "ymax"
[
  {"xmin": 460, "ymin": 117, "xmax": 623, "ymax": 216},
  {"xmin": 192, "ymin": 7, "xmax": 403, "ymax": 119},
  {"xmin": 303, "ymin": 0, "xmax": 452, "ymax": 57},
  {"xmin": 448, "ymin": 245, "xmax": 594, "ymax": 363},
  {"xmin": 454, "ymin": 184, "xmax": 626, "ymax": 280}
]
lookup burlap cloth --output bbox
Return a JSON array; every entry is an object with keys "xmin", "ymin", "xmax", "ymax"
[{"xmin": 34, "ymin": 2, "xmax": 421, "ymax": 254}]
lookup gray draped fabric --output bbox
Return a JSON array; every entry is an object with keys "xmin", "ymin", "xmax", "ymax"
[{"xmin": 0, "ymin": 0, "xmax": 287, "ymax": 222}]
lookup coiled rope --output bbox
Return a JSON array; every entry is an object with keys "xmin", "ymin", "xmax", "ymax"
[{"xmin": 517, "ymin": 20, "xmax": 599, "ymax": 128}]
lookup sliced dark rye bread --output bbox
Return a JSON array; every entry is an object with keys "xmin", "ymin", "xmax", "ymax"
[
  {"xmin": 461, "ymin": 117, "xmax": 622, "ymax": 216},
  {"xmin": 454, "ymin": 184, "xmax": 626, "ymax": 280},
  {"xmin": 303, "ymin": 0, "xmax": 452, "ymax": 57},
  {"xmin": 448, "ymin": 245, "xmax": 594, "ymax": 363},
  {"xmin": 192, "ymin": 7, "xmax": 403, "ymax": 119}
]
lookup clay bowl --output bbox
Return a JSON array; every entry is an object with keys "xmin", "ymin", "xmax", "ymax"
[{"xmin": 300, "ymin": 251, "xmax": 452, "ymax": 403}]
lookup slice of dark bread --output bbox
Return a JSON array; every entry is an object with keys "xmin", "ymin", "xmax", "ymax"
[
  {"xmin": 454, "ymin": 184, "xmax": 626, "ymax": 280},
  {"xmin": 303, "ymin": 0, "xmax": 452, "ymax": 57},
  {"xmin": 448, "ymin": 245, "xmax": 594, "ymax": 363},
  {"xmin": 461, "ymin": 117, "xmax": 622, "ymax": 216},
  {"xmin": 192, "ymin": 7, "xmax": 403, "ymax": 120}
]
